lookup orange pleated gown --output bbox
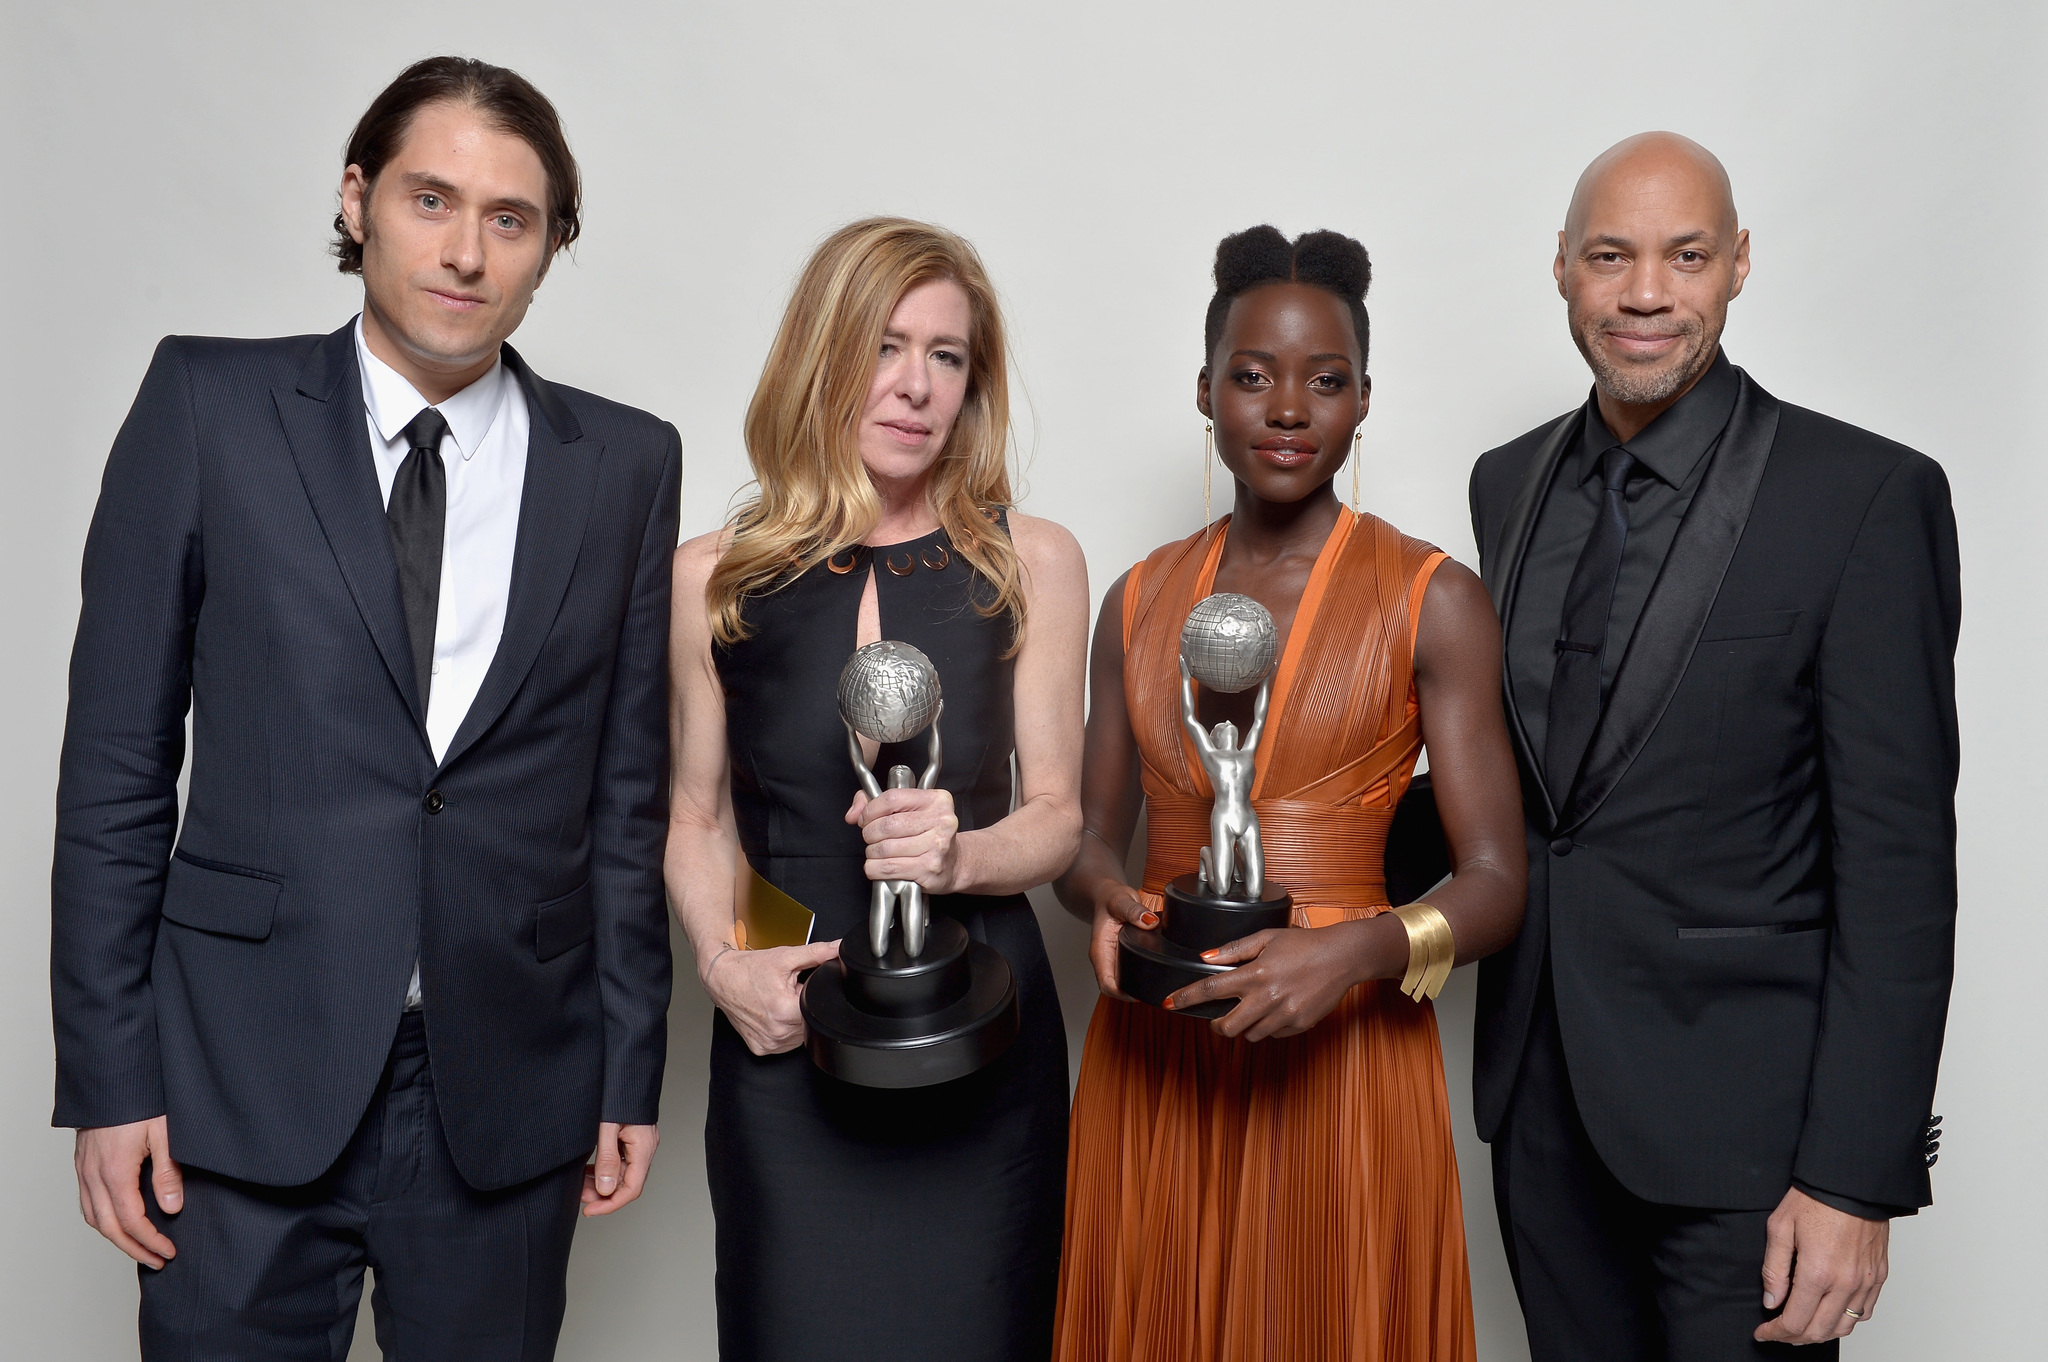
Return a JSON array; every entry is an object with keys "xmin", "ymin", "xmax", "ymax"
[{"xmin": 1054, "ymin": 508, "xmax": 1476, "ymax": 1362}]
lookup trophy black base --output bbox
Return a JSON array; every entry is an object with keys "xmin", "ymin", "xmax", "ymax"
[
  {"xmin": 802, "ymin": 915, "xmax": 1019, "ymax": 1089},
  {"xmin": 1117, "ymin": 873, "xmax": 1293, "ymax": 1019}
]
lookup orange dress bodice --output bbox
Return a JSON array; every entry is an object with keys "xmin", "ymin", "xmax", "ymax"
[{"xmin": 1123, "ymin": 507, "xmax": 1443, "ymax": 926}]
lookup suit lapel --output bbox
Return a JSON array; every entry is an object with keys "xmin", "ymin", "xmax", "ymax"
[
  {"xmin": 1557, "ymin": 370, "xmax": 1781, "ymax": 833},
  {"xmin": 437, "ymin": 345, "xmax": 602, "ymax": 771},
  {"xmin": 275, "ymin": 324, "xmax": 428, "ymax": 735},
  {"xmin": 1491, "ymin": 409, "xmax": 1582, "ymax": 827}
]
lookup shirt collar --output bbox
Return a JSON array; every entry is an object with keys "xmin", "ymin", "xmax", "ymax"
[
  {"xmin": 1576, "ymin": 348, "xmax": 1740, "ymax": 490},
  {"xmin": 353, "ymin": 314, "xmax": 507, "ymax": 461}
]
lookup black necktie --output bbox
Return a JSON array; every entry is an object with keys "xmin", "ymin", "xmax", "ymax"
[
  {"xmin": 388, "ymin": 408, "xmax": 449, "ymax": 712},
  {"xmin": 1545, "ymin": 445, "xmax": 1638, "ymax": 808}
]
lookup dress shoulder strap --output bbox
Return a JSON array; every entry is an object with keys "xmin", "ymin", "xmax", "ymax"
[
  {"xmin": 1254, "ymin": 513, "xmax": 1447, "ymax": 804},
  {"xmin": 1121, "ymin": 561, "xmax": 1146, "ymax": 652},
  {"xmin": 1407, "ymin": 548, "xmax": 1450, "ymax": 655},
  {"xmin": 1122, "ymin": 525, "xmax": 1229, "ymax": 798}
]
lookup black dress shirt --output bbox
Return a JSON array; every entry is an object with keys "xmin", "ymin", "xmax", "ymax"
[
  {"xmin": 1505, "ymin": 347, "xmax": 1908, "ymax": 1222},
  {"xmin": 1507, "ymin": 349, "xmax": 1739, "ymax": 769}
]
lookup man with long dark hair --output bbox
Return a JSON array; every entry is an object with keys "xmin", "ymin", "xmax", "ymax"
[{"xmin": 53, "ymin": 57, "xmax": 678, "ymax": 1357}]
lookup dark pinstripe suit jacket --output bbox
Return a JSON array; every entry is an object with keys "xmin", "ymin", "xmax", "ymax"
[{"xmin": 52, "ymin": 322, "xmax": 679, "ymax": 1191}]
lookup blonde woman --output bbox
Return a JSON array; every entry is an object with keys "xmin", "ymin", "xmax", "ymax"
[{"xmin": 667, "ymin": 219, "xmax": 1088, "ymax": 1361}]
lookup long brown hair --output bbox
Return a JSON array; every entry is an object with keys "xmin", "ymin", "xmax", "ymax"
[{"xmin": 708, "ymin": 218, "xmax": 1025, "ymax": 648}]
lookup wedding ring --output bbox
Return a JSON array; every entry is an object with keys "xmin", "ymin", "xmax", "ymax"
[{"xmin": 1843, "ymin": 1308, "xmax": 1863, "ymax": 1319}]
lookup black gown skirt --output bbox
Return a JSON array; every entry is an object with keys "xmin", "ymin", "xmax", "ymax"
[{"xmin": 707, "ymin": 523, "xmax": 1069, "ymax": 1362}]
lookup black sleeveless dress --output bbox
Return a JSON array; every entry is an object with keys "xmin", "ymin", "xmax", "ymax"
[{"xmin": 707, "ymin": 521, "xmax": 1070, "ymax": 1362}]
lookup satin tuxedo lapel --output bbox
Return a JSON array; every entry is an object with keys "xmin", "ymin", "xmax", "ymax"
[
  {"xmin": 1555, "ymin": 371, "xmax": 1780, "ymax": 834},
  {"xmin": 438, "ymin": 344, "xmax": 600, "ymax": 771},
  {"xmin": 1489, "ymin": 410, "xmax": 1582, "ymax": 827},
  {"xmin": 276, "ymin": 325, "xmax": 428, "ymax": 736}
]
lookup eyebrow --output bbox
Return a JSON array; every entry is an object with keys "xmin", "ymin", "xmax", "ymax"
[
  {"xmin": 1230, "ymin": 349, "xmax": 1353, "ymax": 367},
  {"xmin": 395, "ymin": 172, "xmax": 542, "ymax": 219},
  {"xmin": 884, "ymin": 328, "xmax": 972, "ymax": 349},
  {"xmin": 1585, "ymin": 230, "xmax": 1717, "ymax": 252}
]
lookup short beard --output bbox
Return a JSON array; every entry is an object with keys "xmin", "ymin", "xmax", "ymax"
[{"xmin": 1572, "ymin": 312, "xmax": 1716, "ymax": 407}]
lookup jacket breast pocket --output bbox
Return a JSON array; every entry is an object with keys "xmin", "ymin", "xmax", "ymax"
[
  {"xmin": 162, "ymin": 850, "xmax": 281, "ymax": 941},
  {"xmin": 1698, "ymin": 609, "xmax": 1801, "ymax": 643},
  {"xmin": 535, "ymin": 880, "xmax": 595, "ymax": 961}
]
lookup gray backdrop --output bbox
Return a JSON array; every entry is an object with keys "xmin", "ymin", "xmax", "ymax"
[{"xmin": 5, "ymin": 2, "xmax": 2041, "ymax": 1357}]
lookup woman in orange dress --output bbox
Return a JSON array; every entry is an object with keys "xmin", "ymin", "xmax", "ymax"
[{"xmin": 1053, "ymin": 226, "xmax": 1528, "ymax": 1362}]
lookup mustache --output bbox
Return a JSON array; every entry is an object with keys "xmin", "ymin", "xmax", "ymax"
[{"xmin": 1590, "ymin": 317, "xmax": 1701, "ymax": 341}]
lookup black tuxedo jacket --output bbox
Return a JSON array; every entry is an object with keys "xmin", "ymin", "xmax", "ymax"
[
  {"xmin": 1468, "ymin": 368, "xmax": 1959, "ymax": 1211},
  {"xmin": 52, "ymin": 324, "xmax": 679, "ymax": 1190}
]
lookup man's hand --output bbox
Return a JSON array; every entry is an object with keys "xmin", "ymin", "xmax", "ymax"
[
  {"xmin": 1755, "ymin": 1185, "xmax": 1889, "ymax": 1344},
  {"xmin": 581, "ymin": 1122, "xmax": 659, "ymax": 1218},
  {"xmin": 75, "ymin": 1116, "xmax": 181, "ymax": 1268}
]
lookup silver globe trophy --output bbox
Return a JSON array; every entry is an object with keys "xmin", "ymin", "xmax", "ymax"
[
  {"xmin": 837, "ymin": 641, "xmax": 946, "ymax": 960},
  {"xmin": 1117, "ymin": 594, "xmax": 1296, "ymax": 1019},
  {"xmin": 800, "ymin": 640, "xmax": 1020, "ymax": 1087}
]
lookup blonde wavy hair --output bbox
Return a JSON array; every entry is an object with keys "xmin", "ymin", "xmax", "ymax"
[{"xmin": 707, "ymin": 217, "xmax": 1024, "ymax": 649}]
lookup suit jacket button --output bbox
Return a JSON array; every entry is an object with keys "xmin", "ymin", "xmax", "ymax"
[
  {"xmin": 424, "ymin": 789, "xmax": 445, "ymax": 815},
  {"xmin": 1549, "ymin": 837, "xmax": 1573, "ymax": 857}
]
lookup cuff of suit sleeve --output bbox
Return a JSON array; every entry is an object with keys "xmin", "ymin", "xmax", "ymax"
[
  {"xmin": 52, "ymin": 1064, "xmax": 167, "ymax": 1132},
  {"xmin": 601, "ymin": 1060, "xmax": 663, "ymax": 1129},
  {"xmin": 1793, "ymin": 1178, "xmax": 1914, "ymax": 1221}
]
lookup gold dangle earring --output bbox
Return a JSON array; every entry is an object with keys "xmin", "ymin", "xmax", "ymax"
[
  {"xmin": 1203, "ymin": 422, "xmax": 1215, "ymax": 534},
  {"xmin": 1351, "ymin": 428, "xmax": 1363, "ymax": 511}
]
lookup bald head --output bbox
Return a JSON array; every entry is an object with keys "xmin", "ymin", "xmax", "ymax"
[
  {"xmin": 1554, "ymin": 132, "xmax": 1750, "ymax": 437},
  {"xmin": 1566, "ymin": 132, "xmax": 1738, "ymax": 247}
]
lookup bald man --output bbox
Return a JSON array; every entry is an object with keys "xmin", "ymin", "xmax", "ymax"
[{"xmin": 1468, "ymin": 133, "xmax": 1958, "ymax": 1358}]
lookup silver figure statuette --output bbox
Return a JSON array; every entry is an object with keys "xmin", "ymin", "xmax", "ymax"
[
  {"xmin": 838, "ymin": 641, "xmax": 944, "ymax": 959},
  {"xmin": 1178, "ymin": 594, "xmax": 1278, "ymax": 899}
]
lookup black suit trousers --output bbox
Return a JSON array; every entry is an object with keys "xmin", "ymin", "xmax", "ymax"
[
  {"xmin": 138, "ymin": 1014, "xmax": 585, "ymax": 1361},
  {"xmin": 1492, "ymin": 967, "xmax": 1834, "ymax": 1362}
]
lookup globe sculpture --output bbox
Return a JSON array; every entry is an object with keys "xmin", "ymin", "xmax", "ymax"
[
  {"xmin": 837, "ymin": 640, "xmax": 942, "ymax": 743},
  {"xmin": 1180, "ymin": 593, "xmax": 1278, "ymax": 694}
]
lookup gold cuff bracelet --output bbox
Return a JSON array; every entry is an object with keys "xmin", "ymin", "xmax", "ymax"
[{"xmin": 1390, "ymin": 902, "xmax": 1456, "ymax": 1002}]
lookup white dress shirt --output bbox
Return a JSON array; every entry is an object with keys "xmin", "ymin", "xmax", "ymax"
[{"xmin": 354, "ymin": 316, "xmax": 529, "ymax": 1007}]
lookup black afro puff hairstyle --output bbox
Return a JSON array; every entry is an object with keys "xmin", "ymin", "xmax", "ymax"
[{"xmin": 1202, "ymin": 226, "xmax": 1372, "ymax": 371}]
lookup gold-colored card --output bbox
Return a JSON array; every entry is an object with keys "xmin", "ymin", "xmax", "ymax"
[{"xmin": 734, "ymin": 859, "xmax": 815, "ymax": 950}]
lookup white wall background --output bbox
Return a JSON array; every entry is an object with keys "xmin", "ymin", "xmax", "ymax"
[{"xmin": 4, "ymin": 2, "xmax": 2040, "ymax": 1357}]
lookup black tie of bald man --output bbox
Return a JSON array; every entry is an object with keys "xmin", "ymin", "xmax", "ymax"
[
  {"xmin": 388, "ymin": 408, "xmax": 449, "ymax": 713},
  {"xmin": 1545, "ymin": 445, "xmax": 1638, "ymax": 812}
]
